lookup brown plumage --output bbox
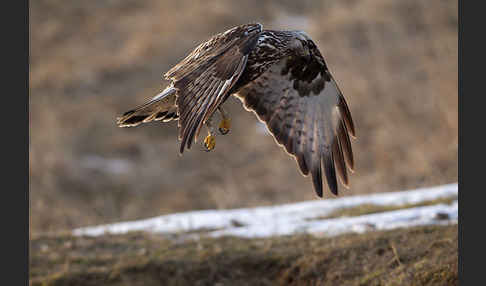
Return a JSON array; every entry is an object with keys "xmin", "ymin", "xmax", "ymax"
[{"xmin": 117, "ymin": 23, "xmax": 356, "ymax": 197}]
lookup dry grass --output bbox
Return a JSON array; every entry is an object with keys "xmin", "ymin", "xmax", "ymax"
[
  {"xmin": 29, "ymin": 225, "xmax": 457, "ymax": 286},
  {"xmin": 30, "ymin": 0, "xmax": 457, "ymax": 233}
]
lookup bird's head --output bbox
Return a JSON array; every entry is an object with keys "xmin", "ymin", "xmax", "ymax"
[{"xmin": 287, "ymin": 30, "xmax": 314, "ymax": 61}]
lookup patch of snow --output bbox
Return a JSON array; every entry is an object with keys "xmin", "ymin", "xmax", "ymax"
[
  {"xmin": 73, "ymin": 183, "xmax": 458, "ymax": 238},
  {"xmin": 208, "ymin": 202, "xmax": 457, "ymax": 238}
]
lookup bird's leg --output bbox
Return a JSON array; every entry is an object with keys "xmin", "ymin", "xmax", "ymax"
[
  {"xmin": 203, "ymin": 115, "xmax": 216, "ymax": 151},
  {"xmin": 218, "ymin": 106, "xmax": 231, "ymax": 135}
]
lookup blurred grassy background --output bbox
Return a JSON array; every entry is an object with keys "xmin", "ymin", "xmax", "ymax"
[{"xmin": 29, "ymin": 0, "xmax": 457, "ymax": 234}]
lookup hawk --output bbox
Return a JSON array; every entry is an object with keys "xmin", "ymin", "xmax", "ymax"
[{"xmin": 117, "ymin": 23, "xmax": 355, "ymax": 197}]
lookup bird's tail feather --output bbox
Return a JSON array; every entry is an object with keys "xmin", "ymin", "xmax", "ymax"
[{"xmin": 117, "ymin": 86, "xmax": 178, "ymax": 127}]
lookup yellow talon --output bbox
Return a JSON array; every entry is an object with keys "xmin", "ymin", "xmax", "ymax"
[
  {"xmin": 218, "ymin": 118, "xmax": 231, "ymax": 135},
  {"xmin": 204, "ymin": 134, "xmax": 216, "ymax": 151}
]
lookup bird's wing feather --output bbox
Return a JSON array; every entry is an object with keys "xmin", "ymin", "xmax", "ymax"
[
  {"xmin": 236, "ymin": 42, "xmax": 355, "ymax": 197},
  {"xmin": 165, "ymin": 24, "xmax": 262, "ymax": 153}
]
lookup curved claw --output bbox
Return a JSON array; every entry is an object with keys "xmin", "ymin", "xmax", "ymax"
[
  {"xmin": 218, "ymin": 127, "xmax": 230, "ymax": 135},
  {"xmin": 204, "ymin": 135, "xmax": 216, "ymax": 151},
  {"xmin": 218, "ymin": 118, "xmax": 231, "ymax": 135}
]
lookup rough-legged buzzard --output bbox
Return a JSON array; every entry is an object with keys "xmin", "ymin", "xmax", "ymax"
[{"xmin": 117, "ymin": 23, "xmax": 356, "ymax": 197}]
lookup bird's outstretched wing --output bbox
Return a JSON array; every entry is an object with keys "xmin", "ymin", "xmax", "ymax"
[
  {"xmin": 165, "ymin": 23, "xmax": 262, "ymax": 153},
  {"xmin": 236, "ymin": 40, "xmax": 355, "ymax": 197}
]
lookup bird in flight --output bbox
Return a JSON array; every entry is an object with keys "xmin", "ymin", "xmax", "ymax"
[{"xmin": 117, "ymin": 23, "xmax": 355, "ymax": 197}]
